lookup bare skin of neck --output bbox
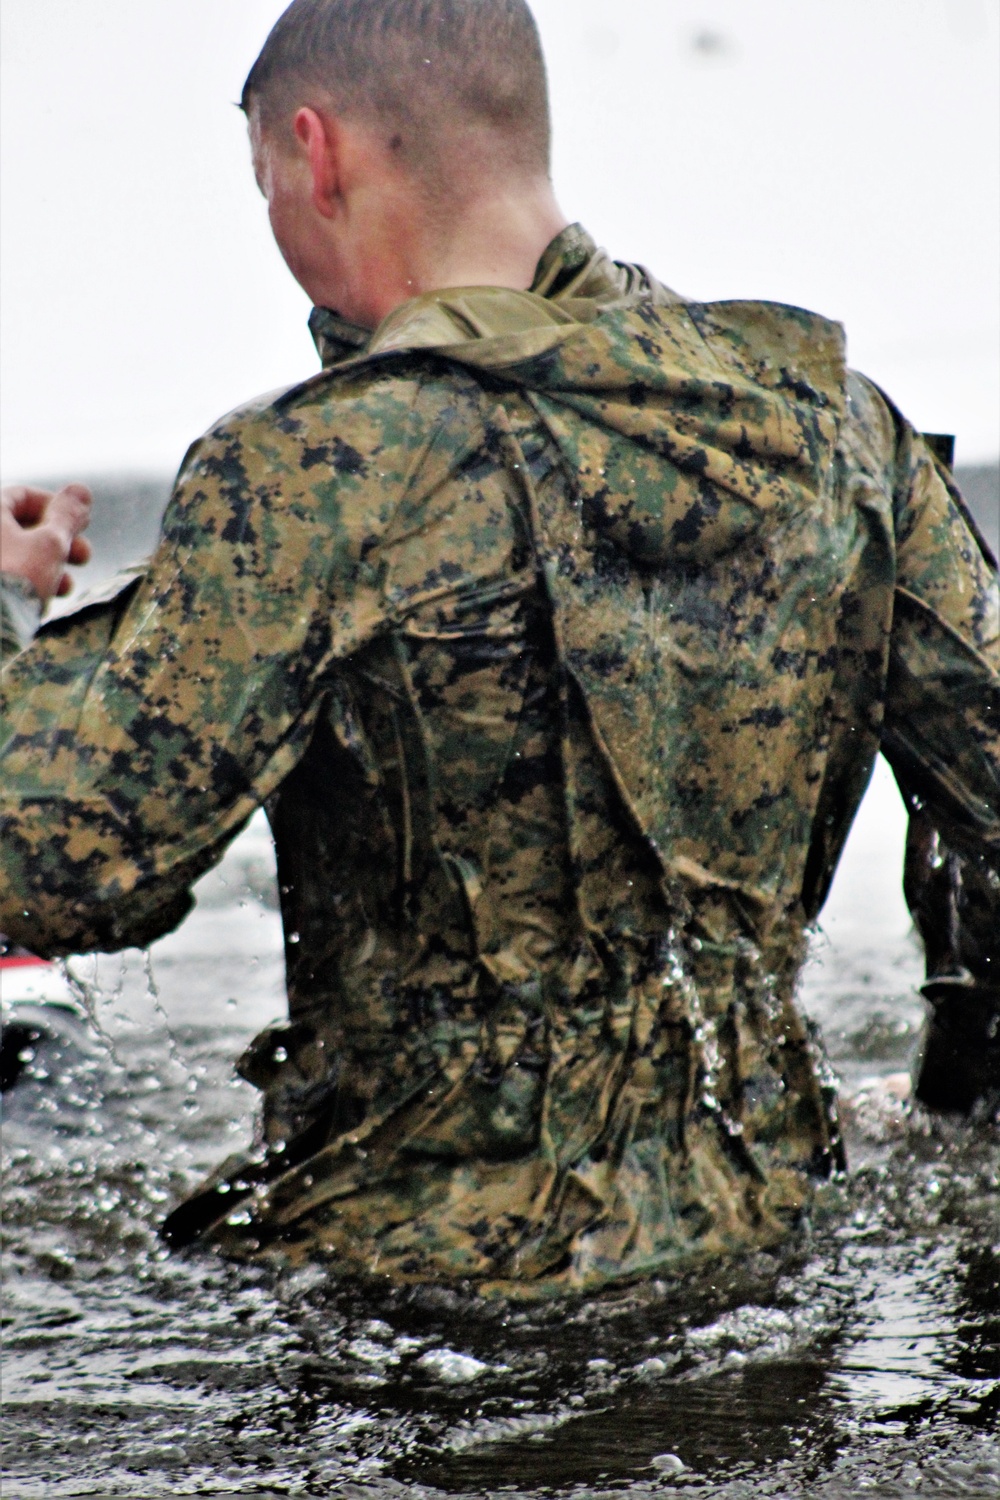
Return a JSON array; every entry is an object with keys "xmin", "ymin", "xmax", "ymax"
[{"xmin": 251, "ymin": 105, "xmax": 569, "ymax": 330}]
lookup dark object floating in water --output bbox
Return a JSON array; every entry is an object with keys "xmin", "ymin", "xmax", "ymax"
[
  {"xmin": 0, "ymin": 947, "xmax": 98, "ymax": 1100},
  {"xmin": 1, "ymin": 949, "xmax": 80, "ymax": 1092},
  {"xmin": 0, "ymin": 1018, "xmax": 47, "ymax": 1093}
]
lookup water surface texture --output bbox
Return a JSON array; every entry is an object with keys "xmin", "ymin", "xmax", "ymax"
[{"xmin": 3, "ymin": 471, "xmax": 999, "ymax": 1497}]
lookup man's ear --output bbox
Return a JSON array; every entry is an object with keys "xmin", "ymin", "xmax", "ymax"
[{"xmin": 294, "ymin": 106, "xmax": 340, "ymax": 219}]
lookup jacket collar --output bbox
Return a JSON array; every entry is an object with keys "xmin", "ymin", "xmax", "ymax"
[{"xmin": 307, "ymin": 224, "xmax": 668, "ymax": 370}]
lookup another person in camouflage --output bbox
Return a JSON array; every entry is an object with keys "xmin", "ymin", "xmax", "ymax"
[{"xmin": 2, "ymin": 0, "xmax": 997, "ymax": 1294}]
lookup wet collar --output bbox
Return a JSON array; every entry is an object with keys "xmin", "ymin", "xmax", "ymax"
[{"xmin": 307, "ymin": 224, "xmax": 618, "ymax": 370}]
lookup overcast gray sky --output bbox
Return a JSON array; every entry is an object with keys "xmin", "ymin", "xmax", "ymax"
[{"xmin": 2, "ymin": 0, "xmax": 998, "ymax": 480}]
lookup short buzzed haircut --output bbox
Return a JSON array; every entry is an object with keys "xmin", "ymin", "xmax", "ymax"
[{"xmin": 242, "ymin": 0, "xmax": 552, "ymax": 182}]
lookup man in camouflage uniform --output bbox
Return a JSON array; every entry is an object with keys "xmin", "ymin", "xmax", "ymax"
[{"xmin": 2, "ymin": 0, "xmax": 997, "ymax": 1294}]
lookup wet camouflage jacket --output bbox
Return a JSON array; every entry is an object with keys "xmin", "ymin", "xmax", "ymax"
[{"xmin": 2, "ymin": 227, "xmax": 998, "ymax": 1292}]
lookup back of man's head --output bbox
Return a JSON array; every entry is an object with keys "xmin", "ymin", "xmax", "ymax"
[{"xmin": 242, "ymin": 0, "xmax": 551, "ymax": 187}]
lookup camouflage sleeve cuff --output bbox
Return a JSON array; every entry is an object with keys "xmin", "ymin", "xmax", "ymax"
[{"xmin": 0, "ymin": 574, "xmax": 43, "ymax": 660}]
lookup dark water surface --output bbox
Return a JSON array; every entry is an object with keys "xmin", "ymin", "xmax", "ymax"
[
  {"xmin": 3, "ymin": 470, "xmax": 999, "ymax": 1497},
  {"xmin": 3, "ymin": 770, "xmax": 999, "ymax": 1499}
]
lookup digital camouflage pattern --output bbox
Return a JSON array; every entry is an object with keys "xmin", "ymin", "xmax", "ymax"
[{"xmin": 2, "ymin": 226, "xmax": 998, "ymax": 1292}]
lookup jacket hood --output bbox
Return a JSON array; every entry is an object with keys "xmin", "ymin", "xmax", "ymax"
[{"xmin": 311, "ymin": 225, "xmax": 847, "ymax": 568}]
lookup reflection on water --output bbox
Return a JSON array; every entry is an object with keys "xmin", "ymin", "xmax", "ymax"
[{"xmin": 2, "ymin": 765, "xmax": 998, "ymax": 1497}]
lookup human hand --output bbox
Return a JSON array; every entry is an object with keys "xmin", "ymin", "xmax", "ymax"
[{"xmin": 0, "ymin": 484, "xmax": 93, "ymax": 604}]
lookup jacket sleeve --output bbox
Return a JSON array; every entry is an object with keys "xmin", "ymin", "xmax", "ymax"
[
  {"xmin": 0, "ymin": 407, "xmax": 391, "ymax": 957},
  {"xmin": 883, "ymin": 425, "xmax": 1000, "ymax": 865},
  {"xmin": 880, "ymin": 423, "xmax": 1000, "ymax": 1109}
]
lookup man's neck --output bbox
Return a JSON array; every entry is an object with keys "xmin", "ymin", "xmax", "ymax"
[{"xmin": 349, "ymin": 182, "xmax": 569, "ymax": 328}]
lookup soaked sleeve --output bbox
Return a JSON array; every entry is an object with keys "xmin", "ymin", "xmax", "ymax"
[
  {"xmin": 882, "ymin": 423, "xmax": 1000, "ymax": 871},
  {"xmin": 879, "ymin": 422, "xmax": 1000, "ymax": 1033},
  {"xmin": 0, "ymin": 399, "xmax": 395, "ymax": 957}
]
